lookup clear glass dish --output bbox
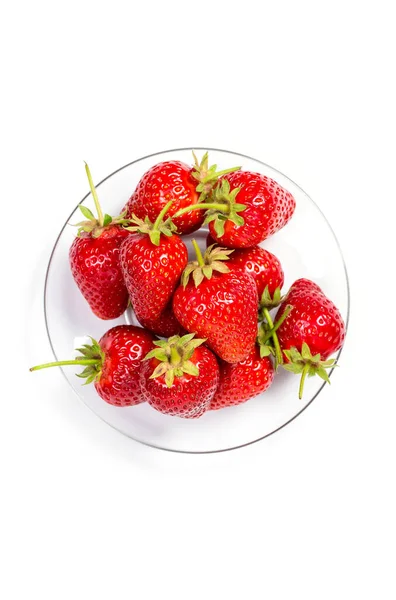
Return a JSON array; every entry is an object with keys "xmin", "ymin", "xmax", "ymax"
[{"xmin": 44, "ymin": 148, "xmax": 350, "ymax": 453}]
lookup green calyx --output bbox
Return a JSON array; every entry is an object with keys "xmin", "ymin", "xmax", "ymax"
[
  {"xmin": 125, "ymin": 200, "xmax": 177, "ymax": 246},
  {"xmin": 182, "ymin": 240, "xmax": 233, "ymax": 288},
  {"xmin": 29, "ymin": 337, "xmax": 104, "ymax": 385},
  {"xmin": 203, "ymin": 177, "xmax": 246, "ymax": 238},
  {"xmin": 282, "ymin": 342, "xmax": 337, "ymax": 399},
  {"xmin": 259, "ymin": 286, "xmax": 284, "ymax": 315},
  {"xmin": 191, "ymin": 151, "xmax": 241, "ymax": 201},
  {"xmin": 74, "ymin": 163, "xmax": 131, "ymax": 238},
  {"xmin": 143, "ymin": 333, "xmax": 206, "ymax": 388},
  {"xmin": 257, "ymin": 304, "xmax": 293, "ymax": 367}
]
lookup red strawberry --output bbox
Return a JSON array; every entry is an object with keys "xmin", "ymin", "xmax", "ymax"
[
  {"xmin": 172, "ymin": 242, "xmax": 258, "ymax": 363},
  {"xmin": 69, "ymin": 163, "xmax": 133, "ymax": 320},
  {"xmin": 140, "ymin": 334, "xmax": 219, "ymax": 418},
  {"xmin": 204, "ymin": 171, "xmax": 296, "ymax": 248},
  {"xmin": 123, "ymin": 152, "xmax": 240, "ymax": 235},
  {"xmin": 120, "ymin": 201, "xmax": 188, "ymax": 325},
  {"xmin": 224, "ymin": 245, "xmax": 284, "ymax": 298},
  {"xmin": 274, "ymin": 278, "xmax": 346, "ymax": 398},
  {"xmin": 30, "ymin": 325, "xmax": 156, "ymax": 407},
  {"xmin": 135, "ymin": 302, "xmax": 185, "ymax": 338},
  {"xmin": 210, "ymin": 345, "xmax": 274, "ymax": 410}
]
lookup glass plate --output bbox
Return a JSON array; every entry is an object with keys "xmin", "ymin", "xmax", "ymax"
[{"xmin": 44, "ymin": 148, "xmax": 350, "ymax": 453}]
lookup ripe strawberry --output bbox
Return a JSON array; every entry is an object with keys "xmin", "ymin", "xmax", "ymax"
[
  {"xmin": 203, "ymin": 171, "xmax": 296, "ymax": 248},
  {"xmin": 30, "ymin": 325, "xmax": 156, "ymax": 407},
  {"xmin": 210, "ymin": 345, "xmax": 274, "ymax": 410},
  {"xmin": 140, "ymin": 334, "xmax": 219, "ymax": 418},
  {"xmin": 275, "ymin": 278, "xmax": 346, "ymax": 398},
  {"xmin": 70, "ymin": 163, "xmax": 133, "ymax": 320},
  {"xmin": 120, "ymin": 201, "xmax": 188, "ymax": 325},
  {"xmin": 172, "ymin": 242, "xmax": 258, "ymax": 363},
  {"xmin": 135, "ymin": 302, "xmax": 185, "ymax": 338},
  {"xmin": 123, "ymin": 152, "xmax": 240, "ymax": 235},
  {"xmin": 223, "ymin": 245, "xmax": 284, "ymax": 298}
]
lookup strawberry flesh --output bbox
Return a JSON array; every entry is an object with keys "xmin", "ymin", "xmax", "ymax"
[
  {"xmin": 97, "ymin": 325, "xmax": 157, "ymax": 406},
  {"xmin": 173, "ymin": 270, "xmax": 258, "ymax": 364},
  {"xmin": 208, "ymin": 171, "xmax": 296, "ymax": 248},
  {"xmin": 124, "ymin": 161, "xmax": 204, "ymax": 235},
  {"xmin": 210, "ymin": 346, "xmax": 274, "ymax": 410},
  {"xmin": 120, "ymin": 233, "xmax": 188, "ymax": 324},
  {"xmin": 69, "ymin": 225, "xmax": 132, "ymax": 320},
  {"xmin": 276, "ymin": 278, "xmax": 346, "ymax": 360},
  {"xmin": 140, "ymin": 345, "xmax": 219, "ymax": 418}
]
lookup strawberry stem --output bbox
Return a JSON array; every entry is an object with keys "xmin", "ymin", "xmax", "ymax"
[
  {"xmin": 153, "ymin": 200, "xmax": 174, "ymax": 231},
  {"xmin": 263, "ymin": 308, "xmax": 283, "ymax": 366},
  {"xmin": 260, "ymin": 305, "xmax": 293, "ymax": 344},
  {"xmin": 191, "ymin": 239, "xmax": 205, "ymax": 267},
  {"xmin": 299, "ymin": 363, "xmax": 310, "ymax": 399},
  {"xmin": 85, "ymin": 162, "xmax": 104, "ymax": 227},
  {"xmin": 30, "ymin": 359, "xmax": 99, "ymax": 372},
  {"xmin": 173, "ymin": 203, "xmax": 230, "ymax": 219}
]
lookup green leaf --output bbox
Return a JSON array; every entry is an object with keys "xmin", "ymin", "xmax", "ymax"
[
  {"xmin": 76, "ymin": 347, "xmax": 92, "ymax": 358},
  {"xmin": 260, "ymin": 285, "xmax": 272, "ymax": 306},
  {"xmin": 203, "ymin": 213, "xmax": 218, "ymax": 225},
  {"xmin": 182, "ymin": 361, "xmax": 199, "ymax": 376},
  {"xmin": 149, "ymin": 230, "xmax": 161, "ymax": 246},
  {"xmin": 82, "ymin": 373, "xmax": 97, "ymax": 386},
  {"xmin": 211, "ymin": 261, "xmax": 230, "ymax": 274},
  {"xmin": 322, "ymin": 358, "xmax": 337, "ymax": 367},
  {"xmin": 153, "ymin": 340, "xmax": 169, "ymax": 348},
  {"xmin": 301, "ymin": 343, "xmax": 312, "ymax": 361},
  {"xmin": 143, "ymin": 348, "xmax": 168, "ymax": 361},
  {"xmin": 159, "ymin": 226, "xmax": 173, "ymax": 237},
  {"xmin": 233, "ymin": 203, "xmax": 247, "ymax": 212},
  {"xmin": 273, "ymin": 287, "xmax": 281, "ymax": 304},
  {"xmin": 285, "ymin": 347, "xmax": 302, "ymax": 363},
  {"xmin": 202, "ymin": 265, "xmax": 213, "ymax": 279},
  {"xmin": 283, "ymin": 363, "xmax": 304, "ymax": 374},
  {"xmin": 91, "ymin": 227, "xmax": 104, "ymax": 238},
  {"xmin": 165, "ymin": 369, "xmax": 175, "ymax": 388},
  {"xmin": 178, "ymin": 333, "xmax": 195, "ymax": 345},
  {"xmin": 182, "ymin": 264, "xmax": 196, "ymax": 288},
  {"xmin": 103, "ymin": 214, "xmax": 113, "ymax": 226},
  {"xmin": 79, "ymin": 205, "xmax": 95, "ymax": 220},
  {"xmin": 259, "ymin": 345, "xmax": 272, "ymax": 358},
  {"xmin": 193, "ymin": 269, "xmax": 204, "ymax": 287},
  {"xmin": 231, "ymin": 214, "xmax": 244, "ymax": 227},
  {"xmin": 214, "ymin": 218, "xmax": 225, "ymax": 238},
  {"xmin": 184, "ymin": 338, "xmax": 206, "ymax": 359},
  {"xmin": 209, "ymin": 247, "xmax": 233, "ymax": 260},
  {"xmin": 316, "ymin": 366, "xmax": 331, "ymax": 384},
  {"xmin": 150, "ymin": 363, "xmax": 169, "ymax": 379}
]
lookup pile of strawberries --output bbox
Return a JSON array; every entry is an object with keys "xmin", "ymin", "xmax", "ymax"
[{"xmin": 31, "ymin": 152, "xmax": 346, "ymax": 418}]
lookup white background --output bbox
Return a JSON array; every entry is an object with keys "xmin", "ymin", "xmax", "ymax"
[{"xmin": 1, "ymin": 1, "xmax": 395, "ymax": 598}]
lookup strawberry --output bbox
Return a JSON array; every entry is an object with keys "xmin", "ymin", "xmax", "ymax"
[
  {"xmin": 201, "ymin": 171, "xmax": 296, "ymax": 248},
  {"xmin": 210, "ymin": 345, "xmax": 274, "ymax": 410},
  {"xmin": 172, "ymin": 242, "xmax": 258, "ymax": 363},
  {"xmin": 135, "ymin": 302, "xmax": 185, "ymax": 338},
  {"xmin": 274, "ymin": 278, "xmax": 346, "ymax": 398},
  {"xmin": 30, "ymin": 325, "xmax": 156, "ymax": 407},
  {"xmin": 69, "ymin": 163, "xmax": 133, "ymax": 320},
  {"xmin": 123, "ymin": 152, "xmax": 240, "ymax": 235},
  {"xmin": 140, "ymin": 334, "xmax": 219, "ymax": 418},
  {"xmin": 223, "ymin": 245, "xmax": 284, "ymax": 299},
  {"xmin": 120, "ymin": 201, "xmax": 188, "ymax": 325}
]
